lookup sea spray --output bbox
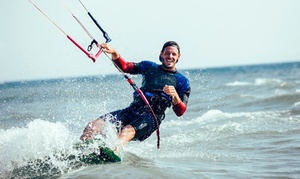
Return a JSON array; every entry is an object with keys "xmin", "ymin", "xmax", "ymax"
[{"xmin": 0, "ymin": 119, "xmax": 77, "ymax": 178}]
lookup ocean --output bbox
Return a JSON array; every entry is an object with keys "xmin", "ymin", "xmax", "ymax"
[{"xmin": 0, "ymin": 61, "xmax": 299, "ymax": 178}]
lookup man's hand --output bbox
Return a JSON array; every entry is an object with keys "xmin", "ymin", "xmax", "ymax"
[
  {"xmin": 100, "ymin": 43, "xmax": 119, "ymax": 60},
  {"xmin": 163, "ymin": 85, "xmax": 181, "ymax": 105}
]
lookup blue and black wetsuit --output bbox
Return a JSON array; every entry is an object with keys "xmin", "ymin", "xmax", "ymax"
[{"xmin": 101, "ymin": 57, "xmax": 191, "ymax": 141}]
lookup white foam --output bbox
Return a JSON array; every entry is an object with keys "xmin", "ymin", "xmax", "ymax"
[
  {"xmin": 226, "ymin": 78, "xmax": 287, "ymax": 88},
  {"xmin": 226, "ymin": 81, "xmax": 252, "ymax": 86},
  {"xmin": 274, "ymin": 89, "xmax": 287, "ymax": 95},
  {"xmin": 0, "ymin": 119, "xmax": 76, "ymax": 174},
  {"xmin": 294, "ymin": 101, "xmax": 300, "ymax": 106},
  {"xmin": 254, "ymin": 78, "xmax": 283, "ymax": 86}
]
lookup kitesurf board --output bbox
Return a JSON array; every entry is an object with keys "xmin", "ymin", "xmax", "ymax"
[{"xmin": 74, "ymin": 139, "xmax": 121, "ymax": 164}]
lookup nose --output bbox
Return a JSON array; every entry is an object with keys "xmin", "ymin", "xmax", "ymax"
[{"xmin": 167, "ymin": 53, "xmax": 174, "ymax": 59}]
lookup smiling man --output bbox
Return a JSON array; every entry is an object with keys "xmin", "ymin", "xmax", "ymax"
[{"xmin": 80, "ymin": 41, "xmax": 191, "ymax": 148}]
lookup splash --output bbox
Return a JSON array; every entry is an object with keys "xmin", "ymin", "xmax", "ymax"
[
  {"xmin": 0, "ymin": 118, "xmax": 123, "ymax": 178},
  {"xmin": 0, "ymin": 119, "xmax": 79, "ymax": 178}
]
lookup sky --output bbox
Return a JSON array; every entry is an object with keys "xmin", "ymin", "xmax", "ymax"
[{"xmin": 1, "ymin": 0, "xmax": 300, "ymax": 83}]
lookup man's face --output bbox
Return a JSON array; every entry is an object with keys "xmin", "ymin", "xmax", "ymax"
[{"xmin": 160, "ymin": 46, "xmax": 181, "ymax": 71}]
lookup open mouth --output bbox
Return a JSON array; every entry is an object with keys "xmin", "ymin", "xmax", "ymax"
[{"xmin": 165, "ymin": 59, "xmax": 174, "ymax": 64}]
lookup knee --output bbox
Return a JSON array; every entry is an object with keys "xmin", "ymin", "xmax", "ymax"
[
  {"xmin": 80, "ymin": 118, "xmax": 104, "ymax": 141},
  {"xmin": 122, "ymin": 125, "xmax": 135, "ymax": 134},
  {"xmin": 90, "ymin": 118, "xmax": 104, "ymax": 129},
  {"xmin": 119, "ymin": 125, "xmax": 136, "ymax": 140}
]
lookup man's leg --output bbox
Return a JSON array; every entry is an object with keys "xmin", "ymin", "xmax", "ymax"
[
  {"xmin": 80, "ymin": 118, "xmax": 105, "ymax": 141},
  {"xmin": 118, "ymin": 125, "xmax": 136, "ymax": 147}
]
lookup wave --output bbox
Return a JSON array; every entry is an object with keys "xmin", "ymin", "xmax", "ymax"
[
  {"xmin": 240, "ymin": 92, "xmax": 300, "ymax": 110},
  {"xmin": 225, "ymin": 81, "xmax": 252, "ymax": 86},
  {"xmin": 294, "ymin": 101, "xmax": 300, "ymax": 107},
  {"xmin": 128, "ymin": 109, "xmax": 299, "ymax": 162},
  {"xmin": 1, "ymin": 109, "xmax": 299, "ymax": 178},
  {"xmin": 0, "ymin": 118, "xmax": 123, "ymax": 178},
  {"xmin": 226, "ymin": 78, "xmax": 293, "ymax": 88},
  {"xmin": 0, "ymin": 119, "xmax": 79, "ymax": 178},
  {"xmin": 254, "ymin": 78, "xmax": 284, "ymax": 86}
]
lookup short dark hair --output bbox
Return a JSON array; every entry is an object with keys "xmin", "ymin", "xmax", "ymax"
[{"xmin": 161, "ymin": 41, "xmax": 180, "ymax": 53}]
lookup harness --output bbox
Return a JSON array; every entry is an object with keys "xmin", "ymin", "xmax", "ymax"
[{"xmin": 133, "ymin": 91, "xmax": 172, "ymax": 116}]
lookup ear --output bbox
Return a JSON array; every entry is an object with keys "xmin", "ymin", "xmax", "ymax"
[
  {"xmin": 176, "ymin": 53, "xmax": 181, "ymax": 63},
  {"xmin": 159, "ymin": 52, "xmax": 163, "ymax": 62}
]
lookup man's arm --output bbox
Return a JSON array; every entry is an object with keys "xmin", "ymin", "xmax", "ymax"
[
  {"xmin": 100, "ymin": 43, "xmax": 135, "ymax": 73},
  {"xmin": 114, "ymin": 56, "xmax": 135, "ymax": 73},
  {"xmin": 163, "ymin": 85, "xmax": 189, "ymax": 117},
  {"xmin": 172, "ymin": 101, "xmax": 187, "ymax": 117}
]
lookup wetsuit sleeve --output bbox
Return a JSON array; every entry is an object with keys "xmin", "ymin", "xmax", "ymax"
[
  {"xmin": 172, "ymin": 80, "xmax": 190, "ymax": 117},
  {"xmin": 173, "ymin": 101, "xmax": 187, "ymax": 117},
  {"xmin": 114, "ymin": 56, "xmax": 135, "ymax": 73}
]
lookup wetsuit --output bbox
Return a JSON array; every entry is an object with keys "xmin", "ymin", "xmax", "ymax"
[{"xmin": 101, "ymin": 57, "xmax": 191, "ymax": 141}]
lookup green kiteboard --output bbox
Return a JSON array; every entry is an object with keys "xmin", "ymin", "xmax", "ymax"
[{"xmin": 74, "ymin": 138, "xmax": 121, "ymax": 164}]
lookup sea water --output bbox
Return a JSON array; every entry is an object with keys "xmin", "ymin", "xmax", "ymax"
[{"xmin": 0, "ymin": 62, "xmax": 299, "ymax": 178}]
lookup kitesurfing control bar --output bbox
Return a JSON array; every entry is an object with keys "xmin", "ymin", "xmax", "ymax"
[
  {"xmin": 28, "ymin": 0, "xmax": 103, "ymax": 62},
  {"xmin": 67, "ymin": 35, "xmax": 102, "ymax": 62}
]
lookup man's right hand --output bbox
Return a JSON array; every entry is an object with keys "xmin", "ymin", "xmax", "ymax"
[{"xmin": 100, "ymin": 43, "xmax": 120, "ymax": 60}]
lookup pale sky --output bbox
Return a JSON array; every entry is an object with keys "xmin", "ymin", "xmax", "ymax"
[{"xmin": 1, "ymin": 0, "xmax": 300, "ymax": 82}]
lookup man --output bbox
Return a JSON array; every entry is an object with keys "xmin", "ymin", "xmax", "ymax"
[{"xmin": 80, "ymin": 41, "xmax": 191, "ymax": 148}]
